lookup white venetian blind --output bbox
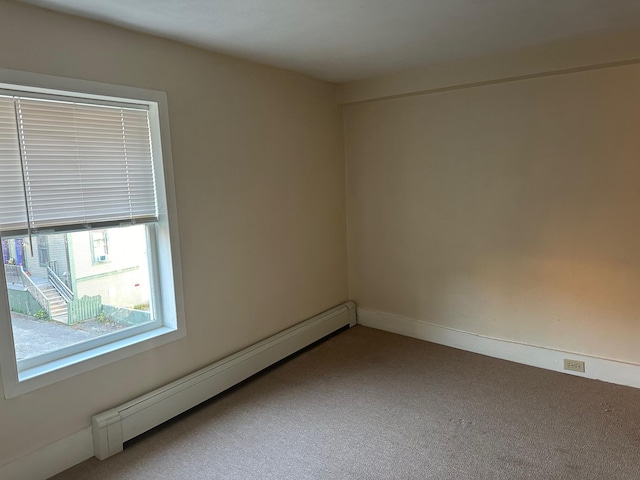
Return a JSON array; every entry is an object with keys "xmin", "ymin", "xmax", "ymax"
[
  {"xmin": 0, "ymin": 94, "xmax": 157, "ymax": 234},
  {"xmin": 0, "ymin": 96, "xmax": 27, "ymax": 232}
]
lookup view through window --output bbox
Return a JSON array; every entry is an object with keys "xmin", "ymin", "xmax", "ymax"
[
  {"xmin": 0, "ymin": 74, "xmax": 183, "ymax": 396},
  {"xmin": 3, "ymin": 225, "xmax": 153, "ymax": 362}
]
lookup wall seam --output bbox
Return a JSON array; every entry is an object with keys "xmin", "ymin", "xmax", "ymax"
[
  {"xmin": 340, "ymin": 57, "xmax": 640, "ymax": 105},
  {"xmin": 339, "ymin": 101, "xmax": 353, "ymax": 302}
]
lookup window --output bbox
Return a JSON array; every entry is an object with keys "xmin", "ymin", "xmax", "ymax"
[
  {"xmin": 91, "ymin": 230, "xmax": 109, "ymax": 263},
  {"xmin": 37, "ymin": 236, "xmax": 49, "ymax": 267},
  {"xmin": 0, "ymin": 70, "xmax": 185, "ymax": 397}
]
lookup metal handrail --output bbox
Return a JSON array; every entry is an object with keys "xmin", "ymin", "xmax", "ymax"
[
  {"xmin": 4, "ymin": 263, "xmax": 54, "ymax": 317},
  {"xmin": 3, "ymin": 264, "xmax": 23, "ymax": 285},
  {"xmin": 47, "ymin": 267, "xmax": 74, "ymax": 302}
]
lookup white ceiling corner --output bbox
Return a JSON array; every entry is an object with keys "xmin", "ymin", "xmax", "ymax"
[{"xmin": 17, "ymin": 0, "xmax": 640, "ymax": 83}]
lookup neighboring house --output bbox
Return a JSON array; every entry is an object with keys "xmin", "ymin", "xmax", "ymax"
[
  {"xmin": 67, "ymin": 227, "xmax": 151, "ymax": 308},
  {"xmin": 2, "ymin": 234, "xmax": 70, "ymax": 282},
  {"xmin": 2, "ymin": 234, "xmax": 70, "ymax": 285},
  {"xmin": 2, "ymin": 226, "xmax": 151, "ymax": 317}
]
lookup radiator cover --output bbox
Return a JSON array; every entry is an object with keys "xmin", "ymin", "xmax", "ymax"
[{"xmin": 92, "ymin": 301, "xmax": 356, "ymax": 460}]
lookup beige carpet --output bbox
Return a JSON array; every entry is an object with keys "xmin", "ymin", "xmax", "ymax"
[{"xmin": 53, "ymin": 326, "xmax": 640, "ymax": 479}]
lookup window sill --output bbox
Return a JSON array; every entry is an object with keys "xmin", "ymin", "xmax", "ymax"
[{"xmin": 4, "ymin": 325, "xmax": 185, "ymax": 399}]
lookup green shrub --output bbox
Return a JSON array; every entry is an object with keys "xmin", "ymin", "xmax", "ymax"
[
  {"xmin": 96, "ymin": 310, "xmax": 110, "ymax": 323},
  {"xmin": 34, "ymin": 309, "xmax": 49, "ymax": 320}
]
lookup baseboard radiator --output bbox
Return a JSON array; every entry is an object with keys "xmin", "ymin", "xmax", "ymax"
[{"xmin": 92, "ymin": 301, "xmax": 356, "ymax": 460}]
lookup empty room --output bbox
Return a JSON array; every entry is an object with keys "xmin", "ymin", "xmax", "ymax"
[{"xmin": 0, "ymin": 1, "xmax": 639, "ymax": 479}]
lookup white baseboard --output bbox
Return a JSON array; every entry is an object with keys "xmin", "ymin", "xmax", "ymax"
[
  {"xmin": 0, "ymin": 302, "xmax": 356, "ymax": 479},
  {"xmin": 357, "ymin": 308, "xmax": 640, "ymax": 389},
  {"xmin": 0, "ymin": 427, "xmax": 93, "ymax": 480},
  {"xmin": 93, "ymin": 301, "xmax": 356, "ymax": 460}
]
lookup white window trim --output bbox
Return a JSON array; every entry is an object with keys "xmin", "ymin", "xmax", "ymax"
[{"xmin": 0, "ymin": 69, "xmax": 186, "ymax": 399}]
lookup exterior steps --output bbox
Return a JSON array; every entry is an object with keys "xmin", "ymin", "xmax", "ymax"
[{"xmin": 37, "ymin": 283, "xmax": 69, "ymax": 323}]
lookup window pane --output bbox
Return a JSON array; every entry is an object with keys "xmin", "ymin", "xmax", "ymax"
[{"xmin": 2, "ymin": 224, "xmax": 154, "ymax": 362}]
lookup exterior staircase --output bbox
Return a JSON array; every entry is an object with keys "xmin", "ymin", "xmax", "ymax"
[{"xmin": 32, "ymin": 279, "xmax": 69, "ymax": 323}]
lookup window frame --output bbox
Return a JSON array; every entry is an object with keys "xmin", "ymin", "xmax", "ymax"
[
  {"xmin": 0, "ymin": 69, "xmax": 186, "ymax": 399},
  {"xmin": 37, "ymin": 235, "xmax": 50, "ymax": 267},
  {"xmin": 90, "ymin": 230, "xmax": 109, "ymax": 264}
]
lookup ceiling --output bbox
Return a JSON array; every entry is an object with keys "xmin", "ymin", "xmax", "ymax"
[{"xmin": 19, "ymin": 0, "xmax": 640, "ymax": 83}]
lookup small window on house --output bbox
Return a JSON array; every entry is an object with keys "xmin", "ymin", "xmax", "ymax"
[
  {"xmin": 37, "ymin": 236, "xmax": 49, "ymax": 267},
  {"xmin": 0, "ymin": 71, "xmax": 185, "ymax": 397},
  {"xmin": 91, "ymin": 230, "xmax": 109, "ymax": 263}
]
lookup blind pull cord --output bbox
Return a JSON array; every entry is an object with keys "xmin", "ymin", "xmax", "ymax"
[{"xmin": 13, "ymin": 98, "xmax": 34, "ymax": 257}]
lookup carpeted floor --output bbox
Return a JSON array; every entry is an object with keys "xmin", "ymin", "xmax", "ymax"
[{"xmin": 53, "ymin": 326, "xmax": 640, "ymax": 479}]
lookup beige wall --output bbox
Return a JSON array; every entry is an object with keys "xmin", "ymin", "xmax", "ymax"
[
  {"xmin": 3, "ymin": 0, "xmax": 640, "ymax": 470},
  {"xmin": 345, "ymin": 62, "xmax": 640, "ymax": 365},
  {"xmin": 0, "ymin": 0, "xmax": 347, "ymax": 466}
]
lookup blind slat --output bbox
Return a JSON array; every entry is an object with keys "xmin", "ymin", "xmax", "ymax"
[
  {"xmin": 0, "ymin": 94, "xmax": 157, "ymax": 233},
  {"xmin": 0, "ymin": 96, "xmax": 27, "ymax": 231}
]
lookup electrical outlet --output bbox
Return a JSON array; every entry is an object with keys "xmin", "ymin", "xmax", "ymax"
[{"xmin": 564, "ymin": 359, "xmax": 585, "ymax": 373}]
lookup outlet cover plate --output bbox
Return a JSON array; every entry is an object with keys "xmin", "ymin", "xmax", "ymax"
[{"xmin": 564, "ymin": 359, "xmax": 585, "ymax": 373}]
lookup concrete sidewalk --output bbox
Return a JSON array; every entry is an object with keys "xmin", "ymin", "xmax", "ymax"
[{"xmin": 11, "ymin": 313, "xmax": 125, "ymax": 360}]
